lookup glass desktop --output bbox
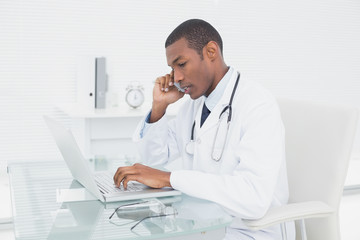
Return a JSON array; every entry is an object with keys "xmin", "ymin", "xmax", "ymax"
[{"xmin": 7, "ymin": 159, "xmax": 233, "ymax": 240}]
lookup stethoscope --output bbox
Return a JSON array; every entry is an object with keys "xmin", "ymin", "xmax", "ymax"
[{"xmin": 185, "ymin": 72, "xmax": 241, "ymax": 161}]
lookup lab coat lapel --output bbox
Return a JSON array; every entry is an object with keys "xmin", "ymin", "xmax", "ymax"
[
  {"xmin": 198, "ymin": 70, "xmax": 239, "ymax": 135},
  {"xmin": 194, "ymin": 97, "xmax": 205, "ymax": 139}
]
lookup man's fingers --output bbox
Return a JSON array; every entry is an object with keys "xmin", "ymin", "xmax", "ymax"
[
  {"xmin": 155, "ymin": 71, "xmax": 175, "ymax": 92},
  {"xmin": 113, "ymin": 163, "xmax": 145, "ymax": 188},
  {"xmin": 164, "ymin": 74, "xmax": 171, "ymax": 92},
  {"xmin": 169, "ymin": 70, "xmax": 174, "ymax": 86},
  {"xmin": 113, "ymin": 166, "xmax": 136, "ymax": 187},
  {"xmin": 160, "ymin": 76, "xmax": 166, "ymax": 91},
  {"xmin": 122, "ymin": 176, "xmax": 128, "ymax": 189},
  {"xmin": 122, "ymin": 175, "xmax": 140, "ymax": 189},
  {"xmin": 155, "ymin": 76, "xmax": 165, "ymax": 92},
  {"xmin": 114, "ymin": 172, "xmax": 124, "ymax": 188},
  {"xmin": 113, "ymin": 163, "xmax": 171, "ymax": 189}
]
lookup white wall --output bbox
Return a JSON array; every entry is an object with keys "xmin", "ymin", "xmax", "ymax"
[{"xmin": 0, "ymin": 0, "xmax": 359, "ymax": 170}]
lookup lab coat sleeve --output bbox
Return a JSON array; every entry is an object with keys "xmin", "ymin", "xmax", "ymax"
[
  {"xmin": 170, "ymin": 99, "xmax": 286, "ymax": 220},
  {"xmin": 133, "ymin": 111, "xmax": 180, "ymax": 166}
]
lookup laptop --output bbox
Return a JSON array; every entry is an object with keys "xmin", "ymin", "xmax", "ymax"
[{"xmin": 44, "ymin": 116, "xmax": 181, "ymax": 202}]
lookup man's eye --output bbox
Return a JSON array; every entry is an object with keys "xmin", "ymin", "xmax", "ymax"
[{"xmin": 178, "ymin": 62, "xmax": 186, "ymax": 68}]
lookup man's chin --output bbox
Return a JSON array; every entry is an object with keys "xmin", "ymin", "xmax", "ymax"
[{"xmin": 189, "ymin": 93, "xmax": 200, "ymax": 100}]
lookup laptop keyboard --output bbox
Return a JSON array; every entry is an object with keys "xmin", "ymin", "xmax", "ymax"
[{"xmin": 94, "ymin": 171, "xmax": 146, "ymax": 194}]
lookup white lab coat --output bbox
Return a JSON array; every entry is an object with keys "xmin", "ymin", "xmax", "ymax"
[{"xmin": 133, "ymin": 69, "xmax": 295, "ymax": 240}]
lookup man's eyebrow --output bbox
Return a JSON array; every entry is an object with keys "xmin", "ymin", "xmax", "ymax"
[{"xmin": 169, "ymin": 56, "xmax": 183, "ymax": 67}]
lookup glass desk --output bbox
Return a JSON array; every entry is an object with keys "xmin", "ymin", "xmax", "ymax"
[{"xmin": 8, "ymin": 160, "xmax": 233, "ymax": 240}]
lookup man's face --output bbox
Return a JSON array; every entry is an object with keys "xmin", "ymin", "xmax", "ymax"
[{"xmin": 166, "ymin": 38, "xmax": 214, "ymax": 99}]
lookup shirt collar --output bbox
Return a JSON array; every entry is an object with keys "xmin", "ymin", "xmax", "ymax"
[{"xmin": 204, "ymin": 66, "xmax": 234, "ymax": 111}]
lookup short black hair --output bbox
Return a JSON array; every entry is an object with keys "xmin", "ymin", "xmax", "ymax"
[{"xmin": 165, "ymin": 19, "xmax": 223, "ymax": 59}]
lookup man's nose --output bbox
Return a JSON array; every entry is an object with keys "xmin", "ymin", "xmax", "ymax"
[{"xmin": 173, "ymin": 70, "xmax": 184, "ymax": 83}]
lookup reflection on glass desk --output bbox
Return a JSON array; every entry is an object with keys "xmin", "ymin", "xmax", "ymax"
[{"xmin": 8, "ymin": 160, "xmax": 233, "ymax": 240}]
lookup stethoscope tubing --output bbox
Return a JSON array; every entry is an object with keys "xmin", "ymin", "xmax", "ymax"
[{"xmin": 187, "ymin": 72, "xmax": 241, "ymax": 161}]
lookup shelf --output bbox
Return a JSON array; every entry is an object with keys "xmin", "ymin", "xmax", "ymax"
[
  {"xmin": 57, "ymin": 101, "xmax": 181, "ymax": 119},
  {"xmin": 57, "ymin": 103, "xmax": 149, "ymax": 118}
]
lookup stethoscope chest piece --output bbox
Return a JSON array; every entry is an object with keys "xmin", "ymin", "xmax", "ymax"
[{"xmin": 185, "ymin": 140, "xmax": 195, "ymax": 155}]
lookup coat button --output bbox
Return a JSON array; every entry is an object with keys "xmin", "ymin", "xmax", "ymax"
[{"xmin": 196, "ymin": 138, "xmax": 201, "ymax": 144}]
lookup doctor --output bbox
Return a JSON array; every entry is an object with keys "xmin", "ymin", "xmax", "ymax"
[{"xmin": 114, "ymin": 19, "xmax": 294, "ymax": 240}]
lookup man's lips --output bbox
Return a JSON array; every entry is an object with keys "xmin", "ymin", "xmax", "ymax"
[{"xmin": 182, "ymin": 85, "xmax": 191, "ymax": 93}]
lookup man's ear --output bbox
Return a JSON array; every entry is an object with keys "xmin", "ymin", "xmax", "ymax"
[{"xmin": 204, "ymin": 41, "xmax": 219, "ymax": 61}]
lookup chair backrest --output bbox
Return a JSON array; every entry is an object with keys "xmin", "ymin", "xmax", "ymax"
[{"xmin": 277, "ymin": 98, "xmax": 358, "ymax": 240}]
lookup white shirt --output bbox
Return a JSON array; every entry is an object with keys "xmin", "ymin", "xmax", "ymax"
[{"xmin": 133, "ymin": 67, "xmax": 295, "ymax": 240}]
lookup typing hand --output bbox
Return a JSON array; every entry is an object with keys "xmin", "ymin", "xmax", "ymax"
[{"xmin": 113, "ymin": 163, "xmax": 172, "ymax": 189}]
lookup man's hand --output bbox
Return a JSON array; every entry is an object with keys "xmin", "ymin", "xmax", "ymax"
[
  {"xmin": 150, "ymin": 71, "xmax": 184, "ymax": 123},
  {"xmin": 113, "ymin": 163, "xmax": 172, "ymax": 189}
]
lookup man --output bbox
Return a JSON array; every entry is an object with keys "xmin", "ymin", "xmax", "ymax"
[{"xmin": 114, "ymin": 19, "xmax": 294, "ymax": 240}]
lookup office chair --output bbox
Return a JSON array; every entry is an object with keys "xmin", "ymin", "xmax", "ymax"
[{"xmin": 243, "ymin": 98, "xmax": 359, "ymax": 240}]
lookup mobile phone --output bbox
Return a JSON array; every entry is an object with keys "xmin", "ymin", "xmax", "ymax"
[{"xmin": 174, "ymin": 82, "xmax": 185, "ymax": 92}]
